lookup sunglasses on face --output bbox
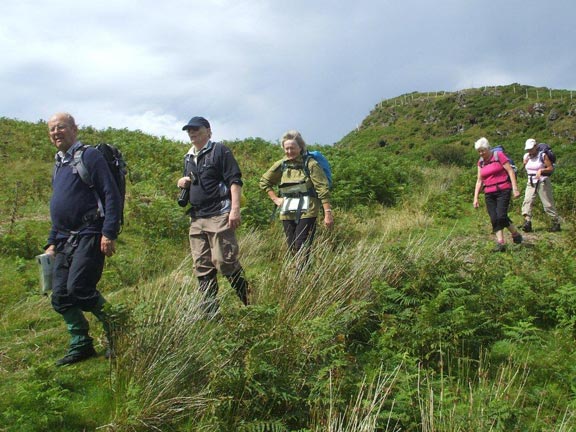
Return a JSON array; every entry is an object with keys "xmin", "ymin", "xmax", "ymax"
[{"xmin": 187, "ymin": 126, "xmax": 201, "ymax": 132}]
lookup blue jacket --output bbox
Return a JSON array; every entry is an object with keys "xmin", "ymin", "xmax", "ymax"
[{"xmin": 48, "ymin": 141, "xmax": 122, "ymax": 243}]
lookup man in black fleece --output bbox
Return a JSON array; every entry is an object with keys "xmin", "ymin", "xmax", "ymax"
[
  {"xmin": 44, "ymin": 112, "xmax": 122, "ymax": 366},
  {"xmin": 177, "ymin": 116, "xmax": 249, "ymax": 314}
]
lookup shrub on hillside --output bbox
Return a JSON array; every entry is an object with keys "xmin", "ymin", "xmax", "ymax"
[
  {"xmin": 553, "ymin": 170, "xmax": 576, "ymax": 214},
  {"xmin": 423, "ymin": 191, "xmax": 466, "ymax": 219},
  {"xmin": 331, "ymin": 153, "xmax": 421, "ymax": 209},
  {"xmin": 430, "ymin": 142, "xmax": 475, "ymax": 167}
]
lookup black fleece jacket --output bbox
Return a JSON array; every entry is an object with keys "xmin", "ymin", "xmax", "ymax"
[{"xmin": 183, "ymin": 141, "xmax": 243, "ymax": 219}]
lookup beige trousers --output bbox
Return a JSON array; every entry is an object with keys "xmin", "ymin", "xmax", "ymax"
[
  {"xmin": 521, "ymin": 177, "xmax": 559, "ymax": 222},
  {"xmin": 189, "ymin": 213, "xmax": 242, "ymax": 277}
]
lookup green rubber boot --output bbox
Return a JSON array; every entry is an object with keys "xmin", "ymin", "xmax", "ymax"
[{"xmin": 56, "ymin": 307, "xmax": 96, "ymax": 366}]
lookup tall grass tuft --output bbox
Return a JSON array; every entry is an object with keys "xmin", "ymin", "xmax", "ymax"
[
  {"xmin": 105, "ymin": 227, "xmax": 401, "ymax": 430},
  {"xmin": 108, "ymin": 257, "xmax": 222, "ymax": 430},
  {"xmin": 317, "ymin": 365, "xmax": 402, "ymax": 432},
  {"xmin": 255, "ymin": 230, "xmax": 390, "ymax": 328}
]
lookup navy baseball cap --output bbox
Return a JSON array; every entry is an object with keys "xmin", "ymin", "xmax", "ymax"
[{"xmin": 182, "ymin": 116, "xmax": 211, "ymax": 130}]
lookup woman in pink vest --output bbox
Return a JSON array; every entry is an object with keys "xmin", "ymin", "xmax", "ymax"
[{"xmin": 473, "ymin": 137, "xmax": 523, "ymax": 252}]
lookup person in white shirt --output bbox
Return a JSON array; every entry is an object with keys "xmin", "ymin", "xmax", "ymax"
[{"xmin": 521, "ymin": 138, "xmax": 561, "ymax": 232}]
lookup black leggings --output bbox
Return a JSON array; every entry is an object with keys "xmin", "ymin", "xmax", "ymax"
[
  {"xmin": 282, "ymin": 217, "xmax": 317, "ymax": 256},
  {"xmin": 485, "ymin": 189, "xmax": 512, "ymax": 232}
]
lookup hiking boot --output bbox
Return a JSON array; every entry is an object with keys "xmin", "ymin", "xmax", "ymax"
[
  {"xmin": 492, "ymin": 243, "xmax": 506, "ymax": 253},
  {"xmin": 512, "ymin": 233, "xmax": 523, "ymax": 244},
  {"xmin": 548, "ymin": 222, "xmax": 561, "ymax": 232},
  {"xmin": 522, "ymin": 221, "xmax": 532, "ymax": 232},
  {"xmin": 55, "ymin": 346, "xmax": 97, "ymax": 366}
]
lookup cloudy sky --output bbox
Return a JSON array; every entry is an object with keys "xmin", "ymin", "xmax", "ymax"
[{"xmin": 1, "ymin": 0, "xmax": 575, "ymax": 145}]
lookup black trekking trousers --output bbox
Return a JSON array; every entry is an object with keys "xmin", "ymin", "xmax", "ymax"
[{"xmin": 51, "ymin": 234, "xmax": 105, "ymax": 314}]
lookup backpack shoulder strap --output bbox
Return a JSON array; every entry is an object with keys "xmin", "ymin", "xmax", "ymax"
[
  {"xmin": 183, "ymin": 153, "xmax": 193, "ymax": 176},
  {"xmin": 72, "ymin": 145, "xmax": 93, "ymax": 187},
  {"xmin": 479, "ymin": 151, "xmax": 496, "ymax": 168},
  {"xmin": 302, "ymin": 152, "xmax": 312, "ymax": 179},
  {"xmin": 279, "ymin": 155, "xmax": 307, "ymax": 174},
  {"xmin": 74, "ymin": 145, "xmax": 105, "ymax": 217},
  {"xmin": 274, "ymin": 159, "xmax": 285, "ymax": 173},
  {"xmin": 206, "ymin": 141, "xmax": 226, "ymax": 177},
  {"xmin": 492, "ymin": 150, "xmax": 511, "ymax": 169},
  {"xmin": 538, "ymin": 149, "xmax": 550, "ymax": 164}
]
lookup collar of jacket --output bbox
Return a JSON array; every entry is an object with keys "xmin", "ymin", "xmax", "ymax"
[
  {"xmin": 283, "ymin": 154, "xmax": 304, "ymax": 164},
  {"xmin": 55, "ymin": 140, "xmax": 83, "ymax": 164},
  {"xmin": 188, "ymin": 140, "xmax": 214, "ymax": 157}
]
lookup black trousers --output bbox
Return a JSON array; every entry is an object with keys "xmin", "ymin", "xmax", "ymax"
[
  {"xmin": 51, "ymin": 234, "xmax": 105, "ymax": 314},
  {"xmin": 282, "ymin": 217, "xmax": 317, "ymax": 255},
  {"xmin": 485, "ymin": 189, "xmax": 513, "ymax": 232}
]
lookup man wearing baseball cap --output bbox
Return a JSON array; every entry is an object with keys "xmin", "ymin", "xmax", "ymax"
[
  {"xmin": 177, "ymin": 116, "xmax": 249, "ymax": 315},
  {"xmin": 521, "ymin": 138, "xmax": 561, "ymax": 232}
]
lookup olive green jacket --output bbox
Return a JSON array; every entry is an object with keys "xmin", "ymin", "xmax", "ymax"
[{"xmin": 259, "ymin": 155, "xmax": 330, "ymax": 221}]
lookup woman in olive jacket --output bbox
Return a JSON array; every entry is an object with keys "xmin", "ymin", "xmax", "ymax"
[{"xmin": 260, "ymin": 130, "xmax": 334, "ymax": 262}]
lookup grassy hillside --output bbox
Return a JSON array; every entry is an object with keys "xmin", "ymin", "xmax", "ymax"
[
  {"xmin": 1, "ymin": 83, "xmax": 576, "ymax": 431},
  {"xmin": 338, "ymin": 83, "xmax": 576, "ymax": 166}
]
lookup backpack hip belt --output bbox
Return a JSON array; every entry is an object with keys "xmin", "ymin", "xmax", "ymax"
[
  {"xmin": 57, "ymin": 209, "xmax": 103, "ymax": 242},
  {"xmin": 484, "ymin": 179, "xmax": 511, "ymax": 192}
]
